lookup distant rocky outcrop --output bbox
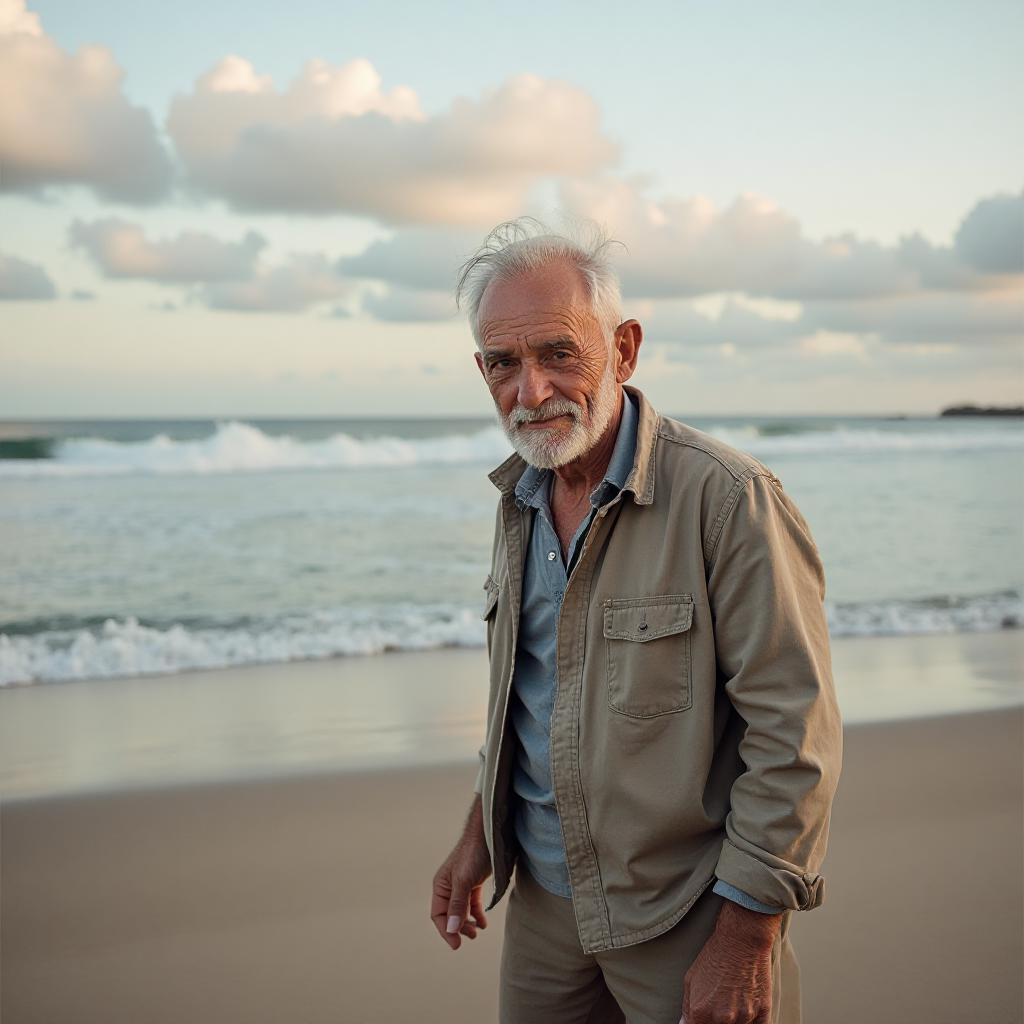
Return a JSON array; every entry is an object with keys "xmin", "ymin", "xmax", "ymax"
[{"xmin": 939, "ymin": 403, "xmax": 1024, "ymax": 417}]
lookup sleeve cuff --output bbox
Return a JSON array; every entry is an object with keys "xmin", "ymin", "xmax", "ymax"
[
  {"xmin": 715, "ymin": 837, "xmax": 826, "ymax": 911},
  {"xmin": 712, "ymin": 878, "xmax": 786, "ymax": 915}
]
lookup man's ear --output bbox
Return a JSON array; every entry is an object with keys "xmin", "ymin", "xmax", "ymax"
[{"xmin": 613, "ymin": 320, "xmax": 643, "ymax": 382}]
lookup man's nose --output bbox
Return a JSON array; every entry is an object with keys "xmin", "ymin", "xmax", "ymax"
[{"xmin": 516, "ymin": 362, "xmax": 554, "ymax": 409}]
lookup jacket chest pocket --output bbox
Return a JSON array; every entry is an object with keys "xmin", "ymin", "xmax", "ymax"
[
  {"xmin": 602, "ymin": 594, "xmax": 694, "ymax": 718},
  {"xmin": 481, "ymin": 573, "xmax": 500, "ymax": 657},
  {"xmin": 481, "ymin": 574, "xmax": 499, "ymax": 620}
]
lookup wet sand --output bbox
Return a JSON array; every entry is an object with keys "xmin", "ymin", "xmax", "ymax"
[{"xmin": 2, "ymin": 629, "xmax": 1021, "ymax": 801}]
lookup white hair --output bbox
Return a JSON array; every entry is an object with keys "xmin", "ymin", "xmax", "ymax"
[{"xmin": 454, "ymin": 217, "xmax": 624, "ymax": 348}]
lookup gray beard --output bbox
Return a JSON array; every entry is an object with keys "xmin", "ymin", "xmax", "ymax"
[{"xmin": 497, "ymin": 362, "xmax": 619, "ymax": 470}]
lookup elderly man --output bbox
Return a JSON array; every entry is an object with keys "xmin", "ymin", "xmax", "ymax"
[{"xmin": 430, "ymin": 221, "xmax": 842, "ymax": 1024}]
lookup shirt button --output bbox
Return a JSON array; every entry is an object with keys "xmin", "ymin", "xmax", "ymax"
[{"xmin": 547, "ymin": 551, "xmax": 557, "ymax": 561}]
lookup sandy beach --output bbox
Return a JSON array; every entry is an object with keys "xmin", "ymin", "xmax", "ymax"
[{"xmin": 2, "ymin": 636, "xmax": 1023, "ymax": 1023}]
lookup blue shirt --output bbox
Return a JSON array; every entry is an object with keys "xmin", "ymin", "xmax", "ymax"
[
  {"xmin": 508, "ymin": 389, "xmax": 784, "ymax": 915},
  {"xmin": 509, "ymin": 389, "xmax": 639, "ymax": 897}
]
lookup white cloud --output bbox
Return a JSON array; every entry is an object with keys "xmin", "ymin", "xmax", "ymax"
[
  {"xmin": 729, "ymin": 294, "xmax": 803, "ymax": 322},
  {"xmin": 338, "ymin": 228, "xmax": 482, "ymax": 290},
  {"xmin": 641, "ymin": 297, "xmax": 797, "ymax": 351},
  {"xmin": 167, "ymin": 57, "xmax": 617, "ymax": 223},
  {"xmin": 560, "ymin": 180, "xmax": 808, "ymax": 297},
  {"xmin": 560, "ymin": 179, "xmax": 1022, "ymax": 302},
  {"xmin": 361, "ymin": 286, "xmax": 457, "ymax": 322},
  {"xmin": 634, "ymin": 284, "xmax": 1022, "ymax": 361},
  {"xmin": 0, "ymin": 0, "xmax": 172, "ymax": 201},
  {"xmin": 0, "ymin": 0, "xmax": 39, "ymax": 34},
  {"xmin": 796, "ymin": 330, "xmax": 872, "ymax": 360},
  {"xmin": 885, "ymin": 341, "xmax": 959, "ymax": 358},
  {"xmin": 799, "ymin": 290, "xmax": 1024, "ymax": 347},
  {"xmin": 0, "ymin": 250, "xmax": 56, "ymax": 299},
  {"xmin": 64, "ymin": 216, "xmax": 358, "ymax": 313},
  {"xmin": 198, "ymin": 253, "xmax": 350, "ymax": 312},
  {"xmin": 66, "ymin": 217, "xmax": 354, "ymax": 313},
  {"xmin": 639, "ymin": 284, "xmax": 1022, "ymax": 358},
  {"xmin": 954, "ymin": 192, "xmax": 1024, "ymax": 274},
  {"xmin": 70, "ymin": 218, "xmax": 265, "ymax": 282}
]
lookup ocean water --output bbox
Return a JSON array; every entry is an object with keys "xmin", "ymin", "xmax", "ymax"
[{"xmin": 2, "ymin": 413, "xmax": 1022, "ymax": 687}]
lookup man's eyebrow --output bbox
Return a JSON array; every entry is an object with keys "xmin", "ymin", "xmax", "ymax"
[
  {"xmin": 481, "ymin": 346, "xmax": 514, "ymax": 362},
  {"xmin": 531, "ymin": 337, "xmax": 580, "ymax": 352},
  {"xmin": 481, "ymin": 337, "xmax": 580, "ymax": 362}
]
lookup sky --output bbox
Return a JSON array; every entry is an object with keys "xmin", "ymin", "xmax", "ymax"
[{"xmin": 1, "ymin": 0, "xmax": 1022, "ymax": 417}]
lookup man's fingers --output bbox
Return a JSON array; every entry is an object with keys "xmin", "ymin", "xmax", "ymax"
[
  {"xmin": 431, "ymin": 855, "xmax": 491, "ymax": 952},
  {"xmin": 446, "ymin": 879, "xmax": 471, "ymax": 934},
  {"xmin": 431, "ymin": 869, "xmax": 464, "ymax": 949},
  {"xmin": 470, "ymin": 885, "xmax": 488, "ymax": 929},
  {"xmin": 431, "ymin": 905, "xmax": 459, "ymax": 945}
]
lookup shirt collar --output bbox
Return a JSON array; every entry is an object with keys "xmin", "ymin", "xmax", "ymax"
[{"xmin": 513, "ymin": 389, "xmax": 639, "ymax": 512}]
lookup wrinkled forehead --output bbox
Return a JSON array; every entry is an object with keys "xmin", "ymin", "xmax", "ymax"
[{"xmin": 477, "ymin": 264, "xmax": 596, "ymax": 346}]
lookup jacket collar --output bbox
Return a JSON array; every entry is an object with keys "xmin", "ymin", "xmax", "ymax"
[{"xmin": 487, "ymin": 383, "xmax": 659, "ymax": 507}]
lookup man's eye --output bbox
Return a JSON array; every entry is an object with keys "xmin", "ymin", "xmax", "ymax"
[{"xmin": 550, "ymin": 351, "xmax": 570, "ymax": 361}]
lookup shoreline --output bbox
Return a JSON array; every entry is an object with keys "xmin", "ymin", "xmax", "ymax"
[
  {"xmin": 2, "ymin": 629, "xmax": 1022, "ymax": 802},
  {"xmin": 0, "ymin": 700, "xmax": 1018, "ymax": 810},
  {"xmin": 3, "ymin": 620, "xmax": 1023, "ymax": 692}
]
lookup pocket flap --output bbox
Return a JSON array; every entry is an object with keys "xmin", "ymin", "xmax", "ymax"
[
  {"xmin": 481, "ymin": 574, "xmax": 499, "ymax": 620},
  {"xmin": 603, "ymin": 595, "xmax": 693, "ymax": 642}
]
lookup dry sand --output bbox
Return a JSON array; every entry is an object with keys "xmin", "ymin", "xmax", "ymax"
[{"xmin": 3, "ymin": 706, "xmax": 1022, "ymax": 1024}]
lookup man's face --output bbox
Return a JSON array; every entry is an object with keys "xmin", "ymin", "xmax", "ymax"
[{"xmin": 474, "ymin": 263, "xmax": 620, "ymax": 470}]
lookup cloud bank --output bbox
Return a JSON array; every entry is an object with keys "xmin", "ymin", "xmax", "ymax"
[
  {"xmin": 199, "ymin": 253, "xmax": 350, "ymax": 312},
  {"xmin": 559, "ymin": 180, "xmax": 1022, "ymax": 301},
  {"xmin": 338, "ymin": 228, "xmax": 483, "ymax": 291},
  {"xmin": 70, "ymin": 219, "xmax": 266, "ymax": 283},
  {"xmin": 3, "ymin": 1, "xmax": 1018, "ymax": 383},
  {"xmin": 0, "ymin": 251, "xmax": 56, "ymax": 299},
  {"xmin": 334, "ymin": 187, "xmax": 1022, "ymax": 354},
  {"xmin": 954, "ymin": 193, "xmax": 1024, "ymax": 274},
  {"xmin": 166, "ymin": 57, "xmax": 617, "ymax": 224},
  {"xmin": 66, "ymin": 218, "xmax": 351, "ymax": 313},
  {"xmin": 360, "ymin": 286, "xmax": 457, "ymax": 322}
]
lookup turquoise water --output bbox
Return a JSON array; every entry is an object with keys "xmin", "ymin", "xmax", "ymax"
[{"xmin": 1, "ymin": 412, "xmax": 1021, "ymax": 685}]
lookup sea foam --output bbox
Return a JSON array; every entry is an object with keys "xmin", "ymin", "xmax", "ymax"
[
  {"xmin": 0, "ymin": 605, "xmax": 486, "ymax": 685},
  {"xmin": 0, "ymin": 421, "xmax": 513, "ymax": 477},
  {"xmin": 1, "ymin": 590, "xmax": 1019, "ymax": 686}
]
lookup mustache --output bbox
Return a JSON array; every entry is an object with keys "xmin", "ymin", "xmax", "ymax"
[{"xmin": 508, "ymin": 399, "xmax": 583, "ymax": 428}]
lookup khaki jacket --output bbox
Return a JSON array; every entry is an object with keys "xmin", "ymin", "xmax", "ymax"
[{"xmin": 474, "ymin": 384, "xmax": 843, "ymax": 954}]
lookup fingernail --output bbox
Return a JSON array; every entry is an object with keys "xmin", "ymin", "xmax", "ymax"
[{"xmin": 446, "ymin": 915, "xmax": 461, "ymax": 933}]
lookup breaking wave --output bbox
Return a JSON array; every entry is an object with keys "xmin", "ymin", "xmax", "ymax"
[
  {"xmin": 1, "ymin": 418, "xmax": 1020, "ymax": 478},
  {"xmin": 1, "ymin": 589, "xmax": 1019, "ymax": 686}
]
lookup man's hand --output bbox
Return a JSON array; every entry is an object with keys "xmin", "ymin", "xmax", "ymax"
[
  {"xmin": 430, "ymin": 794, "xmax": 492, "ymax": 950},
  {"xmin": 680, "ymin": 899, "xmax": 782, "ymax": 1023}
]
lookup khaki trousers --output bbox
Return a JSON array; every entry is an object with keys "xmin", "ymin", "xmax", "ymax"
[{"xmin": 499, "ymin": 861, "xmax": 802, "ymax": 1024}]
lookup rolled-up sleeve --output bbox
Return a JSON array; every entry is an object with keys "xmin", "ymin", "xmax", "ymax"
[{"xmin": 707, "ymin": 471, "xmax": 843, "ymax": 911}]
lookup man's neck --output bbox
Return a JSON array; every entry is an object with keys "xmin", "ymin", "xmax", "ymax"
[{"xmin": 550, "ymin": 387, "xmax": 624, "ymax": 501}]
